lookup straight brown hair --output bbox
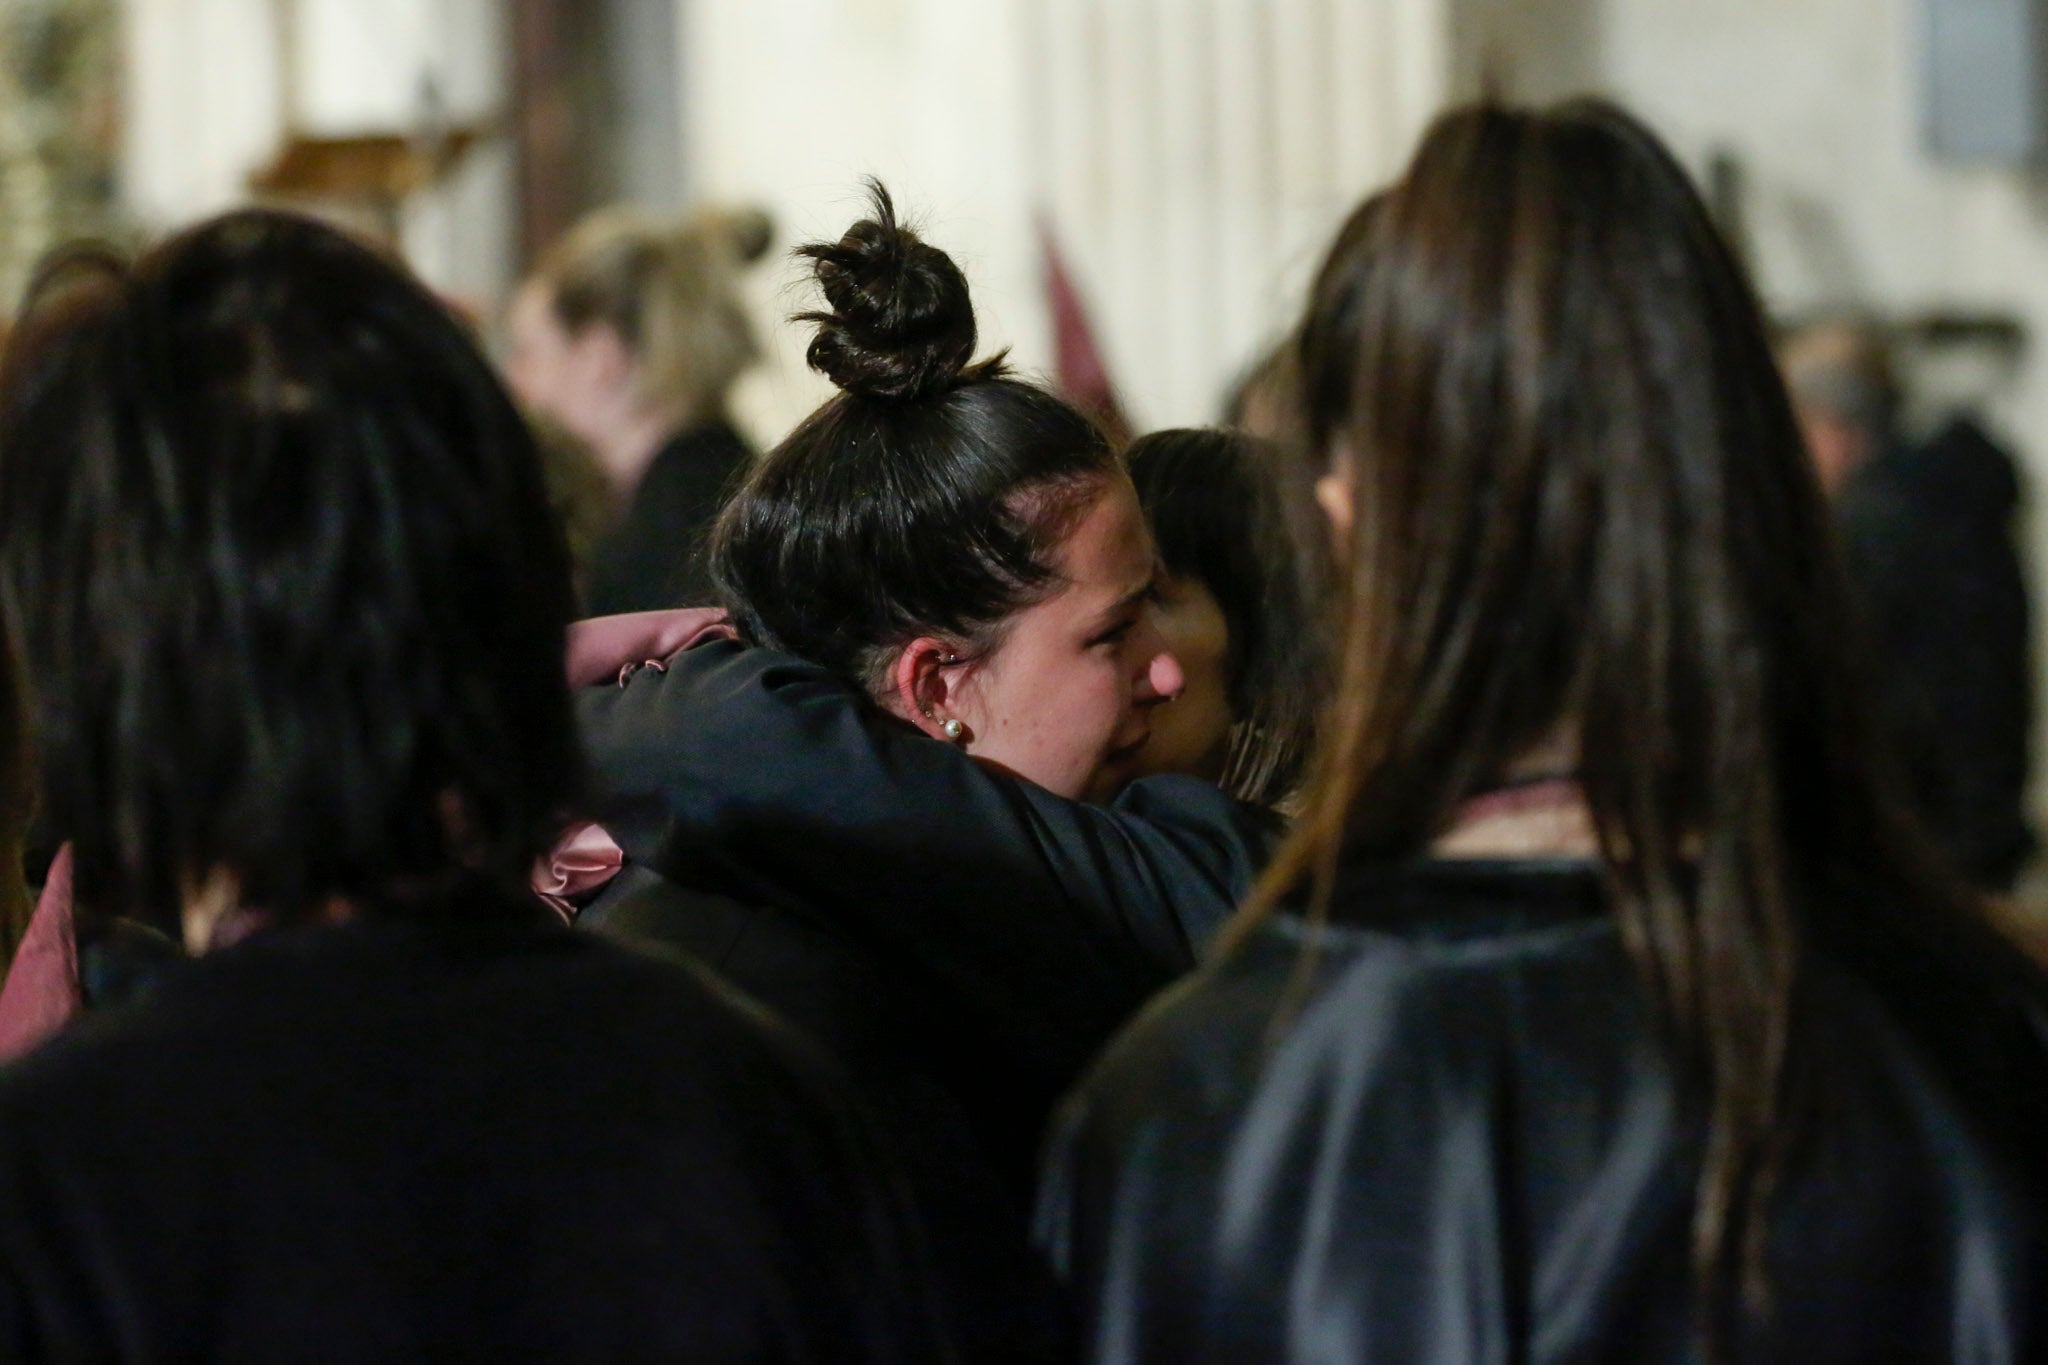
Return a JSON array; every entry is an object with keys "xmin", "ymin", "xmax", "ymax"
[{"xmin": 1234, "ymin": 100, "xmax": 2035, "ymax": 1347}]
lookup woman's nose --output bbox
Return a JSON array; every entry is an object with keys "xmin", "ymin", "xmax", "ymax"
[{"xmin": 1139, "ymin": 646, "xmax": 1185, "ymax": 703}]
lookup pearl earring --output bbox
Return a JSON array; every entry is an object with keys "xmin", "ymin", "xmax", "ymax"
[{"xmin": 941, "ymin": 718, "xmax": 967, "ymax": 741}]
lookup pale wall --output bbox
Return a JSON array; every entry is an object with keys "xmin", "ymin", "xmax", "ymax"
[
  {"xmin": 679, "ymin": 0, "xmax": 1052, "ymax": 442},
  {"xmin": 1487, "ymin": 0, "xmax": 2048, "ymax": 818},
  {"xmin": 680, "ymin": 0, "xmax": 1457, "ymax": 442},
  {"xmin": 118, "ymin": 0, "xmax": 513, "ymax": 308}
]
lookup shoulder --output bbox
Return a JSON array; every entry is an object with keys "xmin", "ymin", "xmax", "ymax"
[
  {"xmin": 1038, "ymin": 903, "xmax": 1641, "ymax": 1345},
  {"xmin": 1066, "ymin": 895, "xmax": 1628, "ymax": 1143},
  {"xmin": 1110, "ymin": 776, "xmax": 1285, "ymax": 868},
  {"xmin": 639, "ymin": 423, "xmax": 754, "ymax": 501},
  {"xmin": 0, "ymin": 918, "xmax": 840, "ymax": 1136}
]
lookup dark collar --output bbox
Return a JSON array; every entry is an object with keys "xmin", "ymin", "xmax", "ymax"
[{"xmin": 1295, "ymin": 855, "xmax": 1608, "ymax": 941}]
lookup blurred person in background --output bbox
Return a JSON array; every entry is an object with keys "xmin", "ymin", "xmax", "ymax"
[
  {"xmin": 1039, "ymin": 101, "xmax": 2048, "ymax": 1362},
  {"xmin": 0, "ymin": 625, "xmax": 28, "ymax": 975},
  {"xmin": 0, "ymin": 209, "xmax": 950, "ymax": 1362},
  {"xmin": 566, "ymin": 186, "xmax": 1277, "ymax": 1361},
  {"xmin": 1125, "ymin": 427, "xmax": 1317, "ymax": 808},
  {"xmin": 1782, "ymin": 318, "xmax": 2035, "ymax": 890},
  {"xmin": 1222, "ymin": 333, "xmax": 1300, "ymax": 443},
  {"xmin": 1225, "ymin": 321, "xmax": 1354, "ymax": 682},
  {"xmin": 506, "ymin": 203, "xmax": 771, "ymax": 615}
]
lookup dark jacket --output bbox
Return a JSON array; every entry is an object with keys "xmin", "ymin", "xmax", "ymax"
[
  {"xmin": 1837, "ymin": 415, "xmax": 2035, "ymax": 889},
  {"xmin": 0, "ymin": 890, "xmax": 952, "ymax": 1363},
  {"xmin": 576, "ymin": 638, "xmax": 1280, "ymax": 1359},
  {"xmin": 582, "ymin": 420, "xmax": 751, "ymax": 617},
  {"xmin": 1038, "ymin": 858, "xmax": 2048, "ymax": 1363},
  {"xmin": 577, "ymin": 638, "xmax": 1279, "ymax": 1154}
]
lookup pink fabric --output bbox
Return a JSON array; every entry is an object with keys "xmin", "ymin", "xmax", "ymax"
[
  {"xmin": 537, "ymin": 609, "xmax": 734, "ymax": 917},
  {"xmin": 533, "ymin": 821, "xmax": 625, "ymax": 923},
  {"xmin": 0, "ymin": 845, "xmax": 82, "ymax": 1061},
  {"xmin": 564, "ymin": 609, "xmax": 734, "ymax": 688}
]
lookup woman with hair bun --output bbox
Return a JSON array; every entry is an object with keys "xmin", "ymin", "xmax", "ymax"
[
  {"xmin": 574, "ymin": 185, "xmax": 1275, "ymax": 1360},
  {"xmin": 507, "ymin": 203, "xmax": 771, "ymax": 614}
]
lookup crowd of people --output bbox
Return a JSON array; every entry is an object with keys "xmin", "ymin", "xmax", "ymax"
[{"xmin": 0, "ymin": 96, "xmax": 2040, "ymax": 1362}]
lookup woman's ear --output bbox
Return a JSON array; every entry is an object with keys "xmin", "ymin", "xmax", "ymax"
[
  {"xmin": 1315, "ymin": 465, "xmax": 1354, "ymax": 538},
  {"xmin": 891, "ymin": 638, "xmax": 971, "ymax": 743}
]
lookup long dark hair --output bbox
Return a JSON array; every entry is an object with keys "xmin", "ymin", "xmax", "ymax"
[
  {"xmin": 711, "ymin": 184, "xmax": 1119, "ymax": 692},
  {"xmin": 1127, "ymin": 428, "xmax": 1316, "ymax": 806},
  {"xmin": 1240, "ymin": 100, "xmax": 2039, "ymax": 1344},
  {"xmin": 0, "ymin": 210, "xmax": 582, "ymax": 933}
]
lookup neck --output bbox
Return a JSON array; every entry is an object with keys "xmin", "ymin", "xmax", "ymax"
[
  {"xmin": 1433, "ymin": 774, "xmax": 1599, "ymax": 860},
  {"xmin": 594, "ymin": 406, "xmax": 687, "ymax": 501}
]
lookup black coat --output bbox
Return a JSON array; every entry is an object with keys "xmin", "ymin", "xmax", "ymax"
[
  {"xmin": 1038, "ymin": 858, "xmax": 2048, "ymax": 1363},
  {"xmin": 576, "ymin": 638, "xmax": 1280, "ymax": 1359},
  {"xmin": 582, "ymin": 420, "xmax": 752, "ymax": 617},
  {"xmin": 0, "ymin": 895, "xmax": 952, "ymax": 1362},
  {"xmin": 1836, "ymin": 416, "xmax": 2035, "ymax": 889}
]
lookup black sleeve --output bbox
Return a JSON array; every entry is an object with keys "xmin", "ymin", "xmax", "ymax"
[
  {"xmin": 719, "ymin": 969, "xmax": 968, "ymax": 1364},
  {"xmin": 578, "ymin": 639, "xmax": 1279, "ymax": 1083}
]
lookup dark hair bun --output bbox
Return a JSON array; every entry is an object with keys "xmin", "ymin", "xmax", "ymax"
[{"xmin": 795, "ymin": 182, "xmax": 980, "ymax": 402}]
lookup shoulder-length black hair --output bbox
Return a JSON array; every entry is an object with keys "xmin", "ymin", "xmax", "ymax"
[
  {"xmin": 1127, "ymin": 428, "xmax": 1316, "ymax": 807},
  {"xmin": 712, "ymin": 184, "xmax": 1120, "ymax": 692},
  {"xmin": 0, "ymin": 209, "xmax": 582, "ymax": 933},
  {"xmin": 1238, "ymin": 99, "xmax": 2044, "ymax": 1348}
]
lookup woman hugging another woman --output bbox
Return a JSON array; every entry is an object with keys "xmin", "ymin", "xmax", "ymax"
[{"xmin": 572, "ymin": 186, "xmax": 1286, "ymax": 1358}]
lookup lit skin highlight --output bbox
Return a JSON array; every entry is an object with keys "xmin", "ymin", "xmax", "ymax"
[{"xmin": 1129, "ymin": 572, "xmax": 1234, "ymax": 786}]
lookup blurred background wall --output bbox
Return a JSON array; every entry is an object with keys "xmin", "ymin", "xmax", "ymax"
[{"xmin": 15, "ymin": 0, "xmax": 2048, "ymax": 816}]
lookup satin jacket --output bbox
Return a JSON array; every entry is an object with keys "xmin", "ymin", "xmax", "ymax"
[{"xmin": 1038, "ymin": 858, "xmax": 2048, "ymax": 1363}]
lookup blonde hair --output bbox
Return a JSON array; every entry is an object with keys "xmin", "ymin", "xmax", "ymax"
[{"xmin": 533, "ymin": 203, "xmax": 773, "ymax": 427}]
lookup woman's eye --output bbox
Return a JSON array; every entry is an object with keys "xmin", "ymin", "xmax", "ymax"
[{"xmin": 1091, "ymin": 619, "xmax": 1137, "ymax": 649}]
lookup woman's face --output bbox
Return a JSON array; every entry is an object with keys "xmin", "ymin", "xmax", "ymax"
[
  {"xmin": 950, "ymin": 477, "xmax": 1185, "ymax": 803},
  {"xmin": 504, "ymin": 282, "xmax": 626, "ymax": 460},
  {"xmin": 1129, "ymin": 572, "xmax": 1234, "ymax": 785},
  {"xmin": 505, "ymin": 282, "xmax": 578, "ymax": 423}
]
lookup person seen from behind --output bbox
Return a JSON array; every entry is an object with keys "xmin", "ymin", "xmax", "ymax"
[
  {"xmin": 0, "ymin": 209, "xmax": 950, "ymax": 1362},
  {"xmin": 1038, "ymin": 100, "xmax": 2048, "ymax": 1363}
]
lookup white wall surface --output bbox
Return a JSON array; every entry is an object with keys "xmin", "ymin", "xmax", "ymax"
[
  {"xmin": 121, "ymin": 0, "xmax": 279, "ymax": 227},
  {"xmin": 680, "ymin": 0, "xmax": 1051, "ymax": 441},
  {"xmin": 1485, "ymin": 0, "xmax": 2048, "ymax": 819},
  {"xmin": 118, "ymin": 0, "xmax": 514, "ymax": 308},
  {"xmin": 680, "ymin": 0, "xmax": 1458, "ymax": 441}
]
